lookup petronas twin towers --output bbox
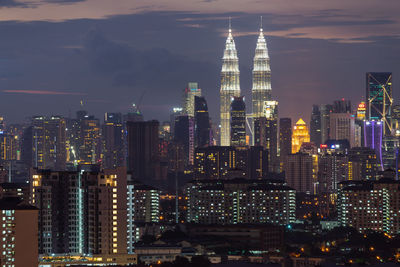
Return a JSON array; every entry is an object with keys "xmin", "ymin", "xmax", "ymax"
[{"xmin": 220, "ymin": 21, "xmax": 273, "ymax": 146}]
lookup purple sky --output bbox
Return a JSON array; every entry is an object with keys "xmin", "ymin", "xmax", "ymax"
[{"xmin": 0, "ymin": 0, "xmax": 400, "ymax": 125}]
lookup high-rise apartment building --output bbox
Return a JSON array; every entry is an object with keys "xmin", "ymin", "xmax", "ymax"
[
  {"xmin": 279, "ymin": 118, "xmax": 292, "ymax": 172},
  {"xmin": 32, "ymin": 116, "xmax": 66, "ymax": 170},
  {"xmin": 0, "ymin": 197, "xmax": 38, "ymax": 267},
  {"xmin": 185, "ymin": 178, "xmax": 295, "ymax": 225},
  {"xmin": 31, "ymin": 169, "xmax": 84, "ymax": 254},
  {"xmin": 183, "ymin": 82, "xmax": 201, "ymax": 117},
  {"xmin": 127, "ymin": 121, "xmax": 160, "ymax": 182},
  {"xmin": 220, "ymin": 24, "xmax": 240, "ymax": 146},
  {"xmin": 366, "ymin": 72, "xmax": 393, "ymax": 135},
  {"xmin": 292, "ymin": 119, "xmax": 310, "ymax": 153},
  {"xmin": 338, "ymin": 177, "xmax": 400, "ymax": 234},
  {"xmin": 230, "ymin": 96, "xmax": 246, "ymax": 147},
  {"xmin": 82, "ymin": 168, "xmax": 127, "ymax": 255},
  {"xmin": 285, "ymin": 153, "xmax": 313, "ymax": 194},
  {"xmin": 102, "ymin": 113, "xmax": 124, "ymax": 169},
  {"xmin": 318, "ymin": 153, "xmax": 348, "ymax": 194},
  {"xmin": 127, "ymin": 180, "xmax": 160, "ymax": 252},
  {"xmin": 31, "ymin": 167, "xmax": 127, "ymax": 255},
  {"xmin": 194, "ymin": 96, "xmax": 211, "ymax": 148}
]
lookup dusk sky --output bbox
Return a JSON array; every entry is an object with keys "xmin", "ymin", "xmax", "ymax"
[{"xmin": 1, "ymin": 0, "xmax": 400, "ymax": 124}]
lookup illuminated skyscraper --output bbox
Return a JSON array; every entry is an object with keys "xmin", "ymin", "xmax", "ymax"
[
  {"xmin": 0, "ymin": 116, "xmax": 4, "ymax": 132},
  {"xmin": 220, "ymin": 22, "xmax": 240, "ymax": 146},
  {"xmin": 254, "ymin": 101, "xmax": 278, "ymax": 171},
  {"xmin": 366, "ymin": 72, "xmax": 392, "ymax": 135},
  {"xmin": 79, "ymin": 115, "xmax": 101, "ymax": 165},
  {"xmin": 230, "ymin": 96, "xmax": 246, "ymax": 147},
  {"xmin": 32, "ymin": 116, "xmax": 66, "ymax": 170},
  {"xmin": 252, "ymin": 22, "xmax": 271, "ymax": 117},
  {"xmin": 183, "ymin": 82, "xmax": 201, "ymax": 117},
  {"xmin": 292, "ymin": 118, "xmax": 310, "ymax": 153}
]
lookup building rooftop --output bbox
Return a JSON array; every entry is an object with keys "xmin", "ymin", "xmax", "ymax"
[{"xmin": 0, "ymin": 197, "xmax": 37, "ymax": 210}]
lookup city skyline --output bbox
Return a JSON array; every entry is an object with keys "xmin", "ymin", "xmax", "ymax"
[{"xmin": 0, "ymin": 1, "xmax": 400, "ymax": 124}]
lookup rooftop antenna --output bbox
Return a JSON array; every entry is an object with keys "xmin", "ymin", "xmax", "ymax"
[
  {"xmin": 229, "ymin": 16, "xmax": 232, "ymax": 33},
  {"xmin": 260, "ymin": 15, "xmax": 263, "ymax": 31}
]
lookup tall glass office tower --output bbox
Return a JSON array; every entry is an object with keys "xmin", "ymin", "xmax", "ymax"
[{"xmin": 366, "ymin": 72, "xmax": 392, "ymax": 135}]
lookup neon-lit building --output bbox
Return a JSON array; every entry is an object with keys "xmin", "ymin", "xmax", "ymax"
[
  {"xmin": 220, "ymin": 23, "xmax": 241, "ymax": 146},
  {"xmin": 292, "ymin": 118, "xmax": 310, "ymax": 153},
  {"xmin": 357, "ymin": 102, "xmax": 366, "ymax": 120},
  {"xmin": 366, "ymin": 72, "xmax": 393, "ymax": 135},
  {"xmin": 364, "ymin": 120, "xmax": 383, "ymax": 170}
]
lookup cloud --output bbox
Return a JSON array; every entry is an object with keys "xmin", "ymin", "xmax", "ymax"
[
  {"xmin": 80, "ymin": 29, "xmax": 214, "ymax": 90},
  {"xmin": 3, "ymin": 90, "xmax": 86, "ymax": 95},
  {"xmin": 44, "ymin": 0, "xmax": 85, "ymax": 2},
  {"xmin": 0, "ymin": 0, "xmax": 27, "ymax": 7},
  {"xmin": 182, "ymin": 23, "xmax": 204, "ymax": 28}
]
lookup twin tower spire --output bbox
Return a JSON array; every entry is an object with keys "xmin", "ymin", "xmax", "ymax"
[{"xmin": 220, "ymin": 18, "xmax": 272, "ymax": 146}]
